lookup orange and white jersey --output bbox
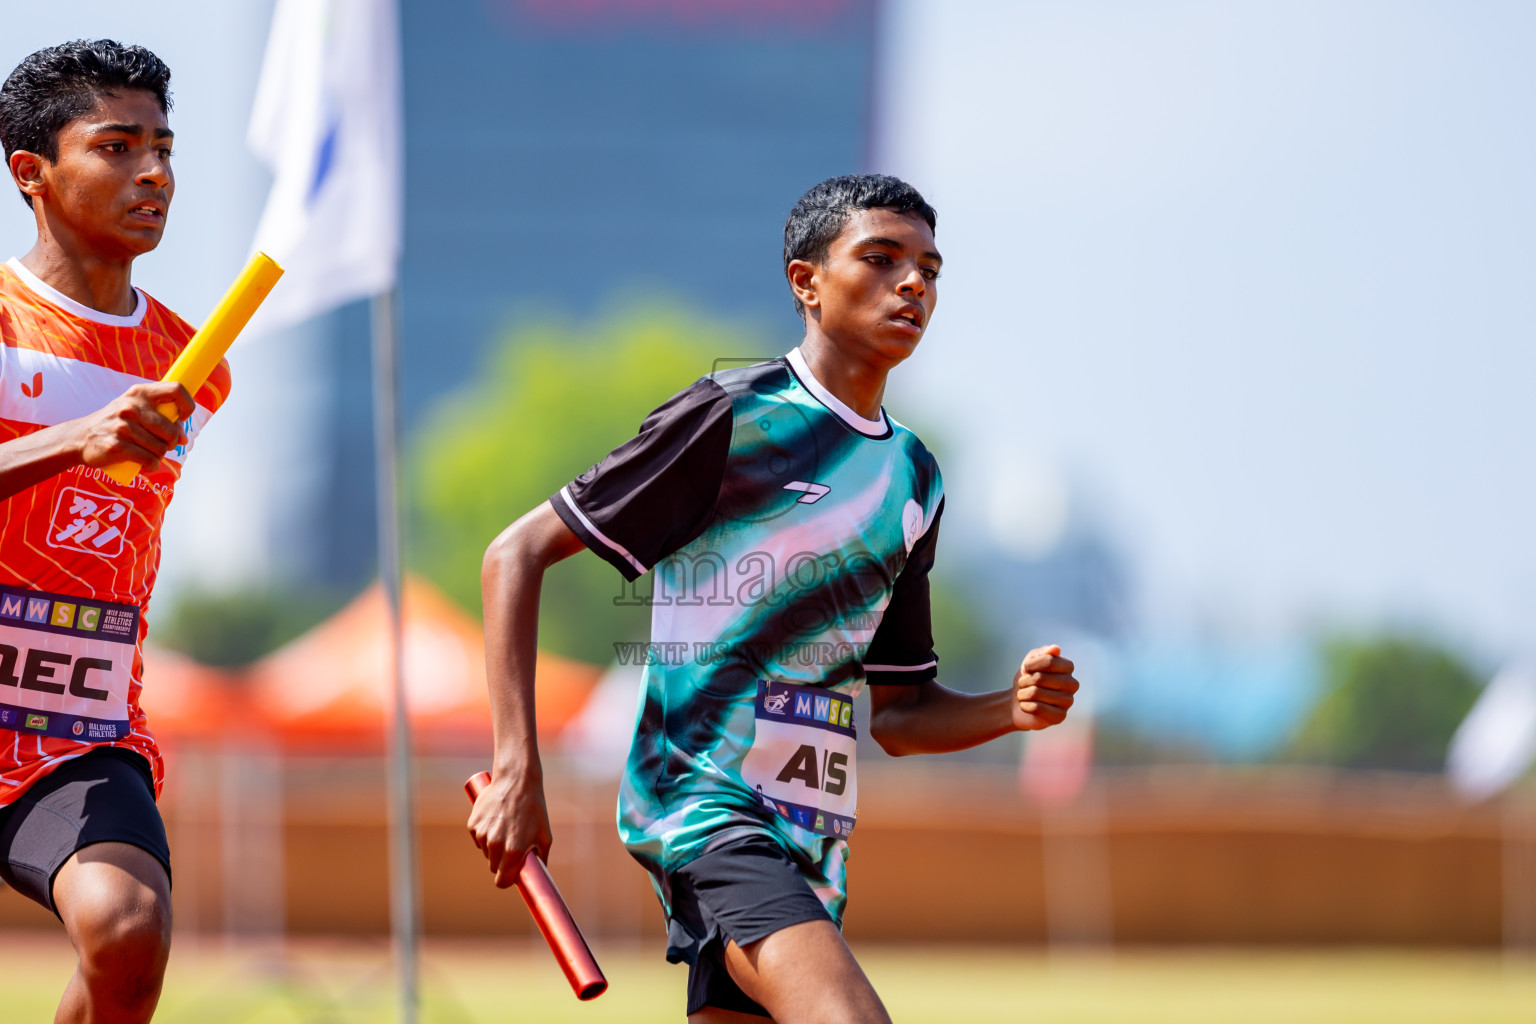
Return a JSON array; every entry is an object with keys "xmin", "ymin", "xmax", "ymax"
[{"xmin": 0, "ymin": 258, "xmax": 230, "ymax": 805}]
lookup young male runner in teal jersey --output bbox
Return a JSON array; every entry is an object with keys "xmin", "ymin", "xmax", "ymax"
[{"xmin": 469, "ymin": 174, "xmax": 1081, "ymax": 1023}]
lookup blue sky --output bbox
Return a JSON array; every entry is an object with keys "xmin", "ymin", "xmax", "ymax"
[{"xmin": 876, "ymin": 0, "xmax": 1535, "ymax": 661}]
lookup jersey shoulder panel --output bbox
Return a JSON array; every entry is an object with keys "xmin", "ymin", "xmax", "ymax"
[
  {"xmin": 138, "ymin": 292, "xmax": 195, "ymax": 343},
  {"xmin": 0, "ymin": 264, "xmax": 85, "ymax": 354},
  {"xmin": 886, "ymin": 413, "xmax": 944, "ymax": 500},
  {"xmin": 704, "ymin": 357, "xmax": 795, "ymax": 406},
  {"xmin": 0, "ymin": 264, "xmax": 149, "ymax": 373},
  {"xmin": 553, "ymin": 373, "xmax": 733, "ymax": 580}
]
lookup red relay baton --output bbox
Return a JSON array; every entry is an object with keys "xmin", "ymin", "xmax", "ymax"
[{"xmin": 465, "ymin": 771, "xmax": 608, "ymax": 1000}]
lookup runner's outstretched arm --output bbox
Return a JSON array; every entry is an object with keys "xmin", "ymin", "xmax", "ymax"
[
  {"xmin": 469, "ymin": 500, "xmax": 585, "ymax": 888},
  {"xmin": 0, "ymin": 381, "xmax": 191, "ymax": 501},
  {"xmin": 867, "ymin": 644, "xmax": 1078, "ymax": 756}
]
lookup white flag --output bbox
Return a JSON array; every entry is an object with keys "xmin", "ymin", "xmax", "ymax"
[
  {"xmin": 1447, "ymin": 663, "xmax": 1536, "ymax": 802},
  {"xmin": 246, "ymin": 0, "xmax": 402, "ymax": 335}
]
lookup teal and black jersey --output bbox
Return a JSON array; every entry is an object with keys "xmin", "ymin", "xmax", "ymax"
[{"xmin": 550, "ymin": 347, "xmax": 944, "ymax": 923}]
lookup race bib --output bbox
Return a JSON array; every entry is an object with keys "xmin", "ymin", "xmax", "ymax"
[
  {"xmin": 0, "ymin": 586, "xmax": 137, "ymax": 742},
  {"xmin": 741, "ymin": 679, "xmax": 858, "ymax": 839}
]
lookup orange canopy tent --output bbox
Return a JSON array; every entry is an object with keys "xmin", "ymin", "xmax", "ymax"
[
  {"xmin": 241, "ymin": 575, "xmax": 602, "ymax": 752},
  {"xmin": 137, "ymin": 645, "xmax": 243, "ymax": 744}
]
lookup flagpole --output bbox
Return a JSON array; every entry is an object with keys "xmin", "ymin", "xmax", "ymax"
[{"xmin": 372, "ymin": 287, "xmax": 419, "ymax": 1023}]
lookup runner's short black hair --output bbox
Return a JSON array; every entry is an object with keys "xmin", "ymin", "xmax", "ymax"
[
  {"xmin": 0, "ymin": 39, "xmax": 173, "ymax": 208},
  {"xmin": 783, "ymin": 174, "xmax": 937, "ymax": 318}
]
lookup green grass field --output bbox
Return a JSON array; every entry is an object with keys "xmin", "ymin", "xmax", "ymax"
[{"xmin": 4, "ymin": 936, "xmax": 1535, "ymax": 1022}]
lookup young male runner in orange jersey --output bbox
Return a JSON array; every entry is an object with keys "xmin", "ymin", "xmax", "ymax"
[{"xmin": 0, "ymin": 41, "xmax": 230, "ymax": 1023}]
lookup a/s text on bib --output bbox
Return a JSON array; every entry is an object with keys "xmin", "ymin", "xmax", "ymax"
[{"xmin": 742, "ymin": 679, "xmax": 858, "ymax": 839}]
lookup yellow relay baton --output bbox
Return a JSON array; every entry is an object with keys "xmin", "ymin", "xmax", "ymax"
[{"xmin": 104, "ymin": 252, "xmax": 284, "ymax": 485}]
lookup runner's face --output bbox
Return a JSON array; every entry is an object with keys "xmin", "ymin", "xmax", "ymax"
[
  {"xmin": 30, "ymin": 90, "xmax": 174, "ymax": 258},
  {"xmin": 801, "ymin": 207, "xmax": 941, "ymax": 362}
]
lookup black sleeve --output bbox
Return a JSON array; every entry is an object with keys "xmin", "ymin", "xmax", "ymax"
[
  {"xmin": 864, "ymin": 499, "xmax": 944, "ymax": 685},
  {"xmin": 549, "ymin": 377, "xmax": 733, "ymax": 581}
]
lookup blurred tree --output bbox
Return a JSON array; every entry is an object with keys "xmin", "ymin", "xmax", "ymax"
[
  {"xmin": 406, "ymin": 308, "xmax": 756, "ymax": 663},
  {"xmin": 1094, "ymin": 719, "xmax": 1215, "ymax": 766},
  {"xmin": 154, "ymin": 587, "xmax": 349, "ymax": 667},
  {"xmin": 1287, "ymin": 634, "xmax": 1482, "ymax": 771},
  {"xmin": 928, "ymin": 579, "xmax": 1006, "ymax": 694}
]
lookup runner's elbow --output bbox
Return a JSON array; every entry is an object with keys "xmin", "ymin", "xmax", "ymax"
[
  {"xmin": 484, "ymin": 504, "xmax": 583, "ymax": 585},
  {"xmin": 482, "ymin": 525, "xmax": 532, "ymax": 590},
  {"xmin": 482, "ymin": 526, "xmax": 517, "ymax": 583},
  {"xmin": 869, "ymin": 713, "xmax": 918, "ymax": 757},
  {"xmin": 483, "ymin": 509, "xmax": 546, "ymax": 577}
]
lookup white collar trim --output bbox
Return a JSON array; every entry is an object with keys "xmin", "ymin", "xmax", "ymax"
[
  {"xmin": 5, "ymin": 258, "xmax": 146, "ymax": 327},
  {"xmin": 786, "ymin": 347, "xmax": 890, "ymax": 437}
]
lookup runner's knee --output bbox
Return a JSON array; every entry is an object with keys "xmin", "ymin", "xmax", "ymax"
[
  {"xmin": 65, "ymin": 864, "xmax": 173, "ymax": 980},
  {"xmin": 78, "ymin": 894, "xmax": 171, "ymax": 973}
]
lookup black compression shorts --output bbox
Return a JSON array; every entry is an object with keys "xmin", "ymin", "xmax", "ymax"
[
  {"xmin": 665, "ymin": 832, "xmax": 833, "ymax": 1017},
  {"xmin": 0, "ymin": 747, "xmax": 170, "ymax": 916}
]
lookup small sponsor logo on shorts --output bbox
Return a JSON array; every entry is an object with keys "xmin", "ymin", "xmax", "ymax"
[{"xmin": 24, "ymin": 714, "xmax": 48, "ymax": 731}]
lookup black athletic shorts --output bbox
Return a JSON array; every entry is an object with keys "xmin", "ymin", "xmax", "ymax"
[
  {"xmin": 665, "ymin": 832, "xmax": 834, "ymax": 1017},
  {"xmin": 0, "ymin": 747, "xmax": 170, "ymax": 916}
]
